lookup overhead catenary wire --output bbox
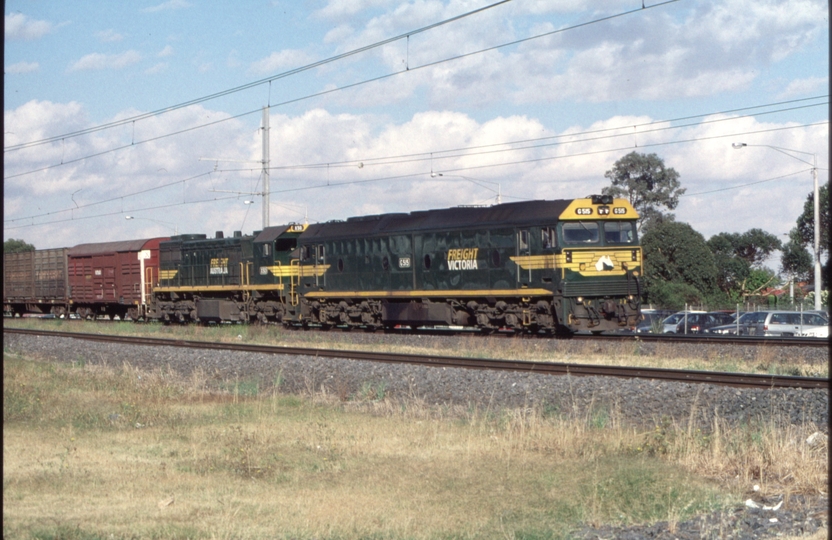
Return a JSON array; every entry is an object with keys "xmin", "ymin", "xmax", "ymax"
[
  {"xmin": 4, "ymin": 104, "xmax": 826, "ymax": 226},
  {"xmin": 4, "ymin": 0, "xmax": 516, "ymax": 153},
  {"xmin": 6, "ymin": 96, "xmax": 826, "ymax": 225},
  {"xmin": 6, "ymin": 119, "xmax": 826, "ymax": 231},
  {"xmin": 213, "ymin": 101, "xmax": 829, "ymax": 175},
  {"xmin": 3, "ymin": 0, "xmax": 688, "ymax": 181}
]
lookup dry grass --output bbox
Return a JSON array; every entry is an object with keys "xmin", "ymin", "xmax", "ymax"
[
  {"xmin": 3, "ymin": 348, "xmax": 827, "ymax": 540},
  {"xmin": 5, "ymin": 318, "xmax": 828, "ymax": 377}
]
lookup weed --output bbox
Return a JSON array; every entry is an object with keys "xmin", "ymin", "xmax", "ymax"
[{"xmin": 355, "ymin": 381, "xmax": 387, "ymax": 402}]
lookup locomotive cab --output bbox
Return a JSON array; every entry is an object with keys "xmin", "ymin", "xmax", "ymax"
[{"xmin": 250, "ymin": 223, "xmax": 308, "ymax": 322}]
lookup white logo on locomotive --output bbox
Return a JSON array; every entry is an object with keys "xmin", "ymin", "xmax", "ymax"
[{"xmin": 447, "ymin": 248, "xmax": 479, "ymax": 271}]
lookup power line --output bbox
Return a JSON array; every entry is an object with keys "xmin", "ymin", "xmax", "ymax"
[
  {"xmin": 3, "ymin": 171, "xmax": 213, "ymax": 224},
  {"xmin": 5, "ymin": 117, "xmax": 827, "ymax": 226},
  {"xmin": 214, "ymin": 100, "xmax": 828, "ymax": 174},
  {"xmin": 4, "ymin": 0, "xmax": 514, "ymax": 152},
  {"xmin": 3, "ymin": 0, "xmax": 685, "ymax": 180},
  {"xmin": 7, "ymin": 120, "xmax": 827, "ymax": 232},
  {"xmin": 684, "ymin": 169, "xmax": 811, "ymax": 196}
]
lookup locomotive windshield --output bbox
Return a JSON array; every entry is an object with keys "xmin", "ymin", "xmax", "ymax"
[
  {"xmin": 561, "ymin": 221, "xmax": 599, "ymax": 244},
  {"xmin": 560, "ymin": 221, "xmax": 637, "ymax": 246},
  {"xmin": 603, "ymin": 221, "xmax": 636, "ymax": 245}
]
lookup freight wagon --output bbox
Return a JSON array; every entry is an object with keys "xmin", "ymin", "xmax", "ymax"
[{"xmin": 3, "ymin": 248, "xmax": 69, "ymax": 317}]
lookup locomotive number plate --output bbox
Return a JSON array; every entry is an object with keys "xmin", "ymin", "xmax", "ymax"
[
  {"xmin": 399, "ymin": 257, "xmax": 411, "ymax": 269},
  {"xmin": 613, "ymin": 207, "xmax": 627, "ymax": 215},
  {"xmin": 575, "ymin": 207, "xmax": 593, "ymax": 215}
]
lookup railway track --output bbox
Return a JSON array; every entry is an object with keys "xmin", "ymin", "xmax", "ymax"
[
  {"xmin": 6, "ymin": 316, "xmax": 828, "ymax": 348},
  {"xmin": 5, "ymin": 327, "xmax": 828, "ymax": 390}
]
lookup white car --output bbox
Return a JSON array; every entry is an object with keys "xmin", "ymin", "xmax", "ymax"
[{"xmin": 797, "ymin": 325, "xmax": 829, "ymax": 338}]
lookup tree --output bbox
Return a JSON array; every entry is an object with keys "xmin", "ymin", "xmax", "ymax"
[
  {"xmin": 780, "ymin": 228, "xmax": 813, "ymax": 282},
  {"xmin": 707, "ymin": 229, "xmax": 782, "ymax": 298},
  {"xmin": 641, "ymin": 221, "xmax": 719, "ymax": 307},
  {"xmin": 795, "ymin": 181, "xmax": 829, "ymax": 259},
  {"xmin": 4, "ymin": 238, "xmax": 35, "ymax": 253},
  {"xmin": 732, "ymin": 229, "xmax": 783, "ymax": 268},
  {"xmin": 601, "ymin": 151, "xmax": 686, "ymax": 232},
  {"xmin": 707, "ymin": 233, "xmax": 751, "ymax": 295}
]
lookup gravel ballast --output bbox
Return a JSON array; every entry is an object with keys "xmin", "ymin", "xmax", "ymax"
[
  {"xmin": 3, "ymin": 331, "xmax": 827, "ymax": 431},
  {"xmin": 4, "ymin": 331, "xmax": 828, "ymax": 539}
]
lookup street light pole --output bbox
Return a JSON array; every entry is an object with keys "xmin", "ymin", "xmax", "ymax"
[{"xmin": 732, "ymin": 143, "xmax": 821, "ymax": 310}]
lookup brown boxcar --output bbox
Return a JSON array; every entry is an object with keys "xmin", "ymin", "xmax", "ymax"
[
  {"xmin": 3, "ymin": 248, "xmax": 70, "ymax": 317},
  {"xmin": 67, "ymin": 237, "xmax": 168, "ymax": 320}
]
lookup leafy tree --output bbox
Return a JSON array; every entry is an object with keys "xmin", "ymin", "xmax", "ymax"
[
  {"xmin": 744, "ymin": 267, "xmax": 779, "ymax": 297},
  {"xmin": 795, "ymin": 181, "xmax": 829, "ymax": 259},
  {"xmin": 4, "ymin": 238, "xmax": 35, "ymax": 253},
  {"xmin": 647, "ymin": 281, "xmax": 708, "ymax": 310},
  {"xmin": 707, "ymin": 233, "xmax": 750, "ymax": 294},
  {"xmin": 707, "ymin": 229, "xmax": 782, "ymax": 298},
  {"xmin": 780, "ymin": 228, "xmax": 813, "ymax": 282},
  {"xmin": 641, "ymin": 221, "xmax": 719, "ymax": 307},
  {"xmin": 601, "ymin": 151, "xmax": 686, "ymax": 232},
  {"xmin": 733, "ymin": 229, "xmax": 783, "ymax": 268}
]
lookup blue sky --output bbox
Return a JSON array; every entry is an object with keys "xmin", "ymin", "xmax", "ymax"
[{"xmin": 4, "ymin": 0, "xmax": 829, "ymax": 273}]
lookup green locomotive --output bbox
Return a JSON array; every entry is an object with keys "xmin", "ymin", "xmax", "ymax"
[{"xmin": 151, "ymin": 196, "xmax": 642, "ymax": 333}]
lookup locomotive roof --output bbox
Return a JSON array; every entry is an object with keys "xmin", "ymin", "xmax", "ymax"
[
  {"xmin": 300, "ymin": 199, "xmax": 575, "ymax": 240},
  {"xmin": 254, "ymin": 225, "xmax": 296, "ymax": 243},
  {"xmin": 68, "ymin": 238, "xmax": 167, "ymax": 256}
]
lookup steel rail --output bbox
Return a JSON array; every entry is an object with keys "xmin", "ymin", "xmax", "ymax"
[
  {"xmin": 5, "ymin": 316, "xmax": 828, "ymax": 347},
  {"xmin": 5, "ymin": 328, "xmax": 828, "ymax": 390}
]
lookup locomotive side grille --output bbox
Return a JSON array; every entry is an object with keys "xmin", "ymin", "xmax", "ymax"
[{"xmin": 562, "ymin": 279, "xmax": 636, "ymax": 297}]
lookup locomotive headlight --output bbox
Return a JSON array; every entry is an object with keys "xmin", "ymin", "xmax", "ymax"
[
  {"xmin": 631, "ymin": 250, "xmax": 638, "ymax": 261},
  {"xmin": 576, "ymin": 296, "xmax": 584, "ymax": 304},
  {"xmin": 565, "ymin": 251, "xmax": 572, "ymax": 263}
]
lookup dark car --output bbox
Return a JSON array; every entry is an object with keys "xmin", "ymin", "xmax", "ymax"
[
  {"xmin": 629, "ymin": 309, "xmax": 676, "ymax": 334},
  {"xmin": 706, "ymin": 311, "xmax": 769, "ymax": 335},
  {"xmin": 663, "ymin": 311, "xmax": 736, "ymax": 334}
]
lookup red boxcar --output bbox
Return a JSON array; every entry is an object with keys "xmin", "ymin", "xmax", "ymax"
[{"xmin": 67, "ymin": 237, "xmax": 168, "ymax": 320}]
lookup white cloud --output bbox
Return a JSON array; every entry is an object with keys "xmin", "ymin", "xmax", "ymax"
[
  {"xmin": 158, "ymin": 45, "xmax": 174, "ymax": 57},
  {"xmin": 145, "ymin": 62, "xmax": 168, "ymax": 74},
  {"xmin": 142, "ymin": 0, "xmax": 192, "ymax": 13},
  {"xmin": 5, "ymin": 13, "xmax": 62, "ymax": 40},
  {"xmin": 777, "ymin": 77, "xmax": 829, "ymax": 100},
  {"xmin": 5, "ymin": 61, "xmax": 39, "ymax": 74},
  {"xmin": 249, "ymin": 49, "xmax": 315, "ymax": 74},
  {"xmin": 68, "ymin": 51, "xmax": 142, "ymax": 72},
  {"xmin": 96, "ymin": 29, "xmax": 124, "ymax": 43},
  {"xmin": 313, "ymin": 0, "xmax": 827, "ymax": 108}
]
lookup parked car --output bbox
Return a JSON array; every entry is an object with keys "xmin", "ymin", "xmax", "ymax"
[
  {"xmin": 706, "ymin": 311, "xmax": 770, "ymax": 335},
  {"xmin": 626, "ymin": 309, "xmax": 676, "ymax": 334},
  {"xmin": 660, "ymin": 311, "xmax": 735, "ymax": 334},
  {"xmin": 797, "ymin": 325, "xmax": 829, "ymax": 339},
  {"xmin": 752, "ymin": 311, "xmax": 828, "ymax": 337},
  {"xmin": 797, "ymin": 325, "xmax": 829, "ymax": 338},
  {"xmin": 805, "ymin": 310, "xmax": 829, "ymax": 323}
]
